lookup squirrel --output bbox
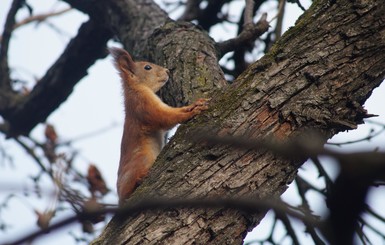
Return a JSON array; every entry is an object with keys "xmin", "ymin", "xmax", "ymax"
[{"xmin": 109, "ymin": 48, "xmax": 209, "ymax": 205}]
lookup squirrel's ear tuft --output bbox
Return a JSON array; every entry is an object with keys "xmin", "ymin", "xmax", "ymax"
[{"xmin": 109, "ymin": 47, "xmax": 135, "ymax": 75}]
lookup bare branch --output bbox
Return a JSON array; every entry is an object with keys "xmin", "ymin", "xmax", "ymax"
[
  {"xmin": 6, "ymin": 197, "xmax": 321, "ymax": 245},
  {"xmin": 186, "ymin": 0, "xmax": 230, "ymax": 31},
  {"xmin": 365, "ymin": 204, "xmax": 385, "ymax": 224},
  {"xmin": 358, "ymin": 216, "xmax": 385, "ymax": 242},
  {"xmin": 179, "ymin": 0, "xmax": 201, "ymax": 21},
  {"xmin": 244, "ymin": 0, "xmax": 255, "ymax": 26},
  {"xmin": 0, "ymin": 8, "xmax": 72, "ymax": 43},
  {"xmin": 217, "ymin": 13, "xmax": 269, "ymax": 56},
  {"xmin": 275, "ymin": 209, "xmax": 301, "ymax": 245},
  {"xmin": 2, "ymin": 19, "xmax": 112, "ymax": 136},
  {"xmin": 60, "ymin": 121, "xmax": 119, "ymax": 146},
  {"xmin": 328, "ymin": 122, "xmax": 384, "ymax": 146},
  {"xmin": 273, "ymin": 0, "xmax": 286, "ymax": 40},
  {"xmin": 0, "ymin": 0, "xmax": 24, "ymax": 90},
  {"xmin": 13, "ymin": 136, "xmax": 52, "ymax": 177},
  {"xmin": 295, "ymin": 176, "xmax": 327, "ymax": 244},
  {"xmin": 13, "ymin": 8, "xmax": 72, "ymax": 30},
  {"xmin": 0, "ymin": 0, "xmax": 25, "ymax": 111},
  {"xmin": 291, "ymin": 0, "xmax": 306, "ymax": 11},
  {"xmin": 311, "ymin": 157, "xmax": 333, "ymax": 194}
]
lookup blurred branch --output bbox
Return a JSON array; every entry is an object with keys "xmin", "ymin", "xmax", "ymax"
[
  {"xmin": 60, "ymin": 121, "xmax": 119, "ymax": 146},
  {"xmin": 358, "ymin": 216, "xmax": 385, "ymax": 241},
  {"xmin": 365, "ymin": 204, "xmax": 385, "ymax": 224},
  {"xmin": 0, "ymin": 7, "xmax": 72, "ymax": 43},
  {"xmin": 311, "ymin": 156, "xmax": 333, "ymax": 194},
  {"xmin": 191, "ymin": 131, "xmax": 385, "ymax": 167},
  {"xmin": 6, "ymin": 197, "xmax": 320, "ymax": 245},
  {"xmin": 228, "ymin": 0, "xmax": 265, "ymax": 78},
  {"xmin": 244, "ymin": 0, "xmax": 255, "ymax": 26},
  {"xmin": 328, "ymin": 121, "xmax": 384, "ymax": 146},
  {"xmin": 289, "ymin": 0, "xmax": 306, "ymax": 11},
  {"xmin": 273, "ymin": 0, "xmax": 286, "ymax": 40},
  {"xmin": 9, "ymin": 126, "xmax": 103, "ymax": 232},
  {"xmin": 0, "ymin": 0, "xmax": 24, "ymax": 91},
  {"xmin": 217, "ymin": 13, "xmax": 269, "ymax": 56},
  {"xmin": 2, "ymin": 19, "xmax": 112, "ymax": 136},
  {"xmin": 193, "ymin": 132, "xmax": 385, "ymax": 244},
  {"xmin": 295, "ymin": 177, "xmax": 326, "ymax": 244},
  {"xmin": 8, "ymin": 130, "xmax": 382, "ymax": 244},
  {"xmin": 325, "ymin": 157, "xmax": 383, "ymax": 244},
  {"xmin": 179, "ymin": 0, "xmax": 201, "ymax": 21},
  {"xmin": 180, "ymin": 0, "xmax": 230, "ymax": 31},
  {"xmin": 13, "ymin": 8, "xmax": 72, "ymax": 30},
  {"xmin": 275, "ymin": 209, "xmax": 300, "ymax": 245},
  {"xmin": 13, "ymin": 136, "xmax": 52, "ymax": 177}
]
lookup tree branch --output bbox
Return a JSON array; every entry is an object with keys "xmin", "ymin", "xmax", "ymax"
[
  {"xmin": 2, "ymin": 19, "xmax": 112, "ymax": 136},
  {"xmin": 64, "ymin": 0, "xmax": 169, "ymax": 59},
  {"xmin": 0, "ymin": 0, "xmax": 24, "ymax": 113},
  {"xmin": 179, "ymin": 0, "xmax": 201, "ymax": 21},
  {"xmin": 195, "ymin": 0, "xmax": 230, "ymax": 31},
  {"xmin": 244, "ymin": 0, "xmax": 255, "ymax": 26},
  {"xmin": 217, "ymin": 13, "xmax": 269, "ymax": 56},
  {"xmin": 12, "ymin": 8, "xmax": 72, "ymax": 30},
  {"xmin": 0, "ymin": 0, "xmax": 24, "ymax": 90},
  {"xmin": 2, "ymin": 197, "xmax": 319, "ymax": 245}
]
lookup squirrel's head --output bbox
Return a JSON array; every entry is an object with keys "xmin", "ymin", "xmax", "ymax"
[{"xmin": 109, "ymin": 47, "xmax": 169, "ymax": 92}]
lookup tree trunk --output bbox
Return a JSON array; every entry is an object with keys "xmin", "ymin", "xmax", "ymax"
[{"xmin": 91, "ymin": 0, "xmax": 385, "ymax": 244}]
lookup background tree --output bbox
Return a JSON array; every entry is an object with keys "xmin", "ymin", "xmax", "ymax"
[{"xmin": 1, "ymin": 0, "xmax": 385, "ymax": 244}]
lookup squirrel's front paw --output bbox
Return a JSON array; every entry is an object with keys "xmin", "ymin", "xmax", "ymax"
[
  {"xmin": 191, "ymin": 98, "xmax": 210, "ymax": 113},
  {"xmin": 194, "ymin": 98, "xmax": 210, "ymax": 107}
]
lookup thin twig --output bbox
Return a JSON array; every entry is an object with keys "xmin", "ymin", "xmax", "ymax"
[
  {"xmin": 13, "ymin": 136, "xmax": 52, "ymax": 177},
  {"xmin": 358, "ymin": 216, "xmax": 385, "ymax": 241},
  {"xmin": 365, "ymin": 204, "xmax": 385, "ymax": 223},
  {"xmin": 310, "ymin": 156, "xmax": 333, "ymax": 195},
  {"xmin": 60, "ymin": 121, "xmax": 119, "ymax": 146},
  {"xmin": 295, "ymin": 176, "xmax": 326, "ymax": 245},
  {"xmin": 327, "ymin": 126, "xmax": 385, "ymax": 146},
  {"xmin": 13, "ymin": 8, "xmax": 72, "ymax": 30},
  {"xmin": 275, "ymin": 208, "xmax": 300, "ymax": 245}
]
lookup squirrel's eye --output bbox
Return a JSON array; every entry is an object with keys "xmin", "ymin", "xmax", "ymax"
[{"xmin": 144, "ymin": 65, "xmax": 152, "ymax": 70}]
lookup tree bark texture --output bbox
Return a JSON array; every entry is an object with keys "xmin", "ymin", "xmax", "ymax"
[
  {"xmin": 148, "ymin": 21, "xmax": 227, "ymax": 107},
  {"xmin": 93, "ymin": 0, "xmax": 385, "ymax": 244}
]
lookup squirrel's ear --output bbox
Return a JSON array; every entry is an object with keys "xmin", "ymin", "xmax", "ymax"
[{"xmin": 109, "ymin": 47, "xmax": 135, "ymax": 75}]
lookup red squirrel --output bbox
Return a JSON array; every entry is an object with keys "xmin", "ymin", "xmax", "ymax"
[{"xmin": 109, "ymin": 48, "xmax": 209, "ymax": 204}]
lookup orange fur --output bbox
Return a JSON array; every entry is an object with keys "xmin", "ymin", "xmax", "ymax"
[{"xmin": 109, "ymin": 48, "xmax": 209, "ymax": 205}]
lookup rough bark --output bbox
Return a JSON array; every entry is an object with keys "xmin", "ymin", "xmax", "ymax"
[
  {"xmin": 92, "ymin": 0, "xmax": 385, "ymax": 244},
  {"xmin": 148, "ymin": 21, "xmax": 227, "ymax": 106}
]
